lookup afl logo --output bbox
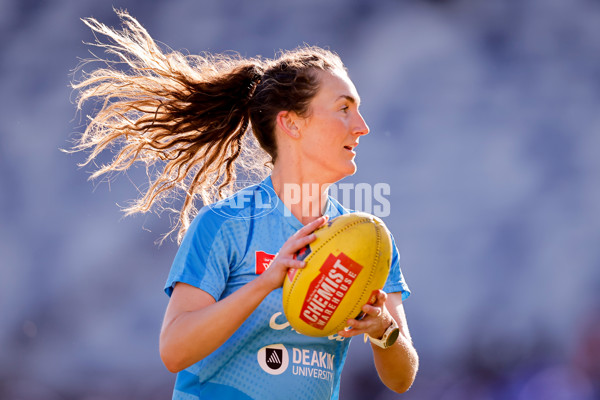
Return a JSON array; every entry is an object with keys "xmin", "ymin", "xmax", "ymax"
[
  {"xmin": 208, "ymin": 181, "xmax": 278, "ymax": 220},
  {"xmin": 257, "ymin": 344, "xmax": 289, "ymax": 375}
]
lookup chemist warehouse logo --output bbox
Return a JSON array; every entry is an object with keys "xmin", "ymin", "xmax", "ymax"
[{"xmin": 257, "ymin": 344, "xmax": 334, "ymax": 382}]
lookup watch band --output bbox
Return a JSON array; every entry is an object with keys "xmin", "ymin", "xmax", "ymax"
[{"xmin": 368, "ymin": 320, "xmax": 400, "ymax": 349}]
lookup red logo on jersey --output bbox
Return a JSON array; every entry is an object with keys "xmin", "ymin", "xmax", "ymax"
[{"xmin": 255, "ymin": 251, "xmax": 276, "ymax": 275}]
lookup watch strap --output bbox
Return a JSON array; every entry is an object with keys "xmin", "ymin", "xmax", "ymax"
[{"xmin": 369, "ymin": 320, "xmax": 400, "ymax": 349}]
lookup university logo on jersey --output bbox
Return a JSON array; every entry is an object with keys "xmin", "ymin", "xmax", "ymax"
[
  {"xmin": 257, "ymin": 344, "xmax": 289, "ymax": 375},
  {"xmin": 255, "ymin": 251, "xmax": 276, "ymax": 275},
  {"xmin": 265, "ymin": 348, "xmax": 283, "ymax": 370}
]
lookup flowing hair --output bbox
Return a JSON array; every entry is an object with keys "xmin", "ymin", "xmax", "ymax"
[{"xmin": 70, "ymin": 9, "xmax": 345, "ymax": 243}]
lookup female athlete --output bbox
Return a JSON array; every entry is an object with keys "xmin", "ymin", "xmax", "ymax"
[{"xmin": 72, "ymin": 10, "xmax": 418, "ymax": 400}]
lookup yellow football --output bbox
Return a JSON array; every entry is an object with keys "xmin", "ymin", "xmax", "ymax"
[{"xmin": 282, "ymin": 212, "xmax": 393, "ymax": 337}]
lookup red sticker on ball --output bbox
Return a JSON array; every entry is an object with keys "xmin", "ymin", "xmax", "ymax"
[
  {"xmin": 299, "ymin": 252, "xmax": 363, "ymax": 330},
  {"xmin": 287, "ymin": 267, "xmax": 299, "ymax": 282}
]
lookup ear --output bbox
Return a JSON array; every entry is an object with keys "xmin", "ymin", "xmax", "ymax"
[{"xmin": 276, "ymin": 110, "xmax": 301, "ymax": 139}]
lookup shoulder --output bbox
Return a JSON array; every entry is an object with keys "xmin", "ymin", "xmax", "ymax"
[
  {"xmin": 205, "ymin": 181, "xmax": 275, "ymax": 220},
  {"xmin": 185, "ymin": 180, "xmax": 275, "ymax": 243}
]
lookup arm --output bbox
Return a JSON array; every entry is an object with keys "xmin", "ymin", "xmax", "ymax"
[
  {"xmin": 337, "ymin": 291, "xmax": 418, "ymax": 393},
  {"xmin": 159, "ymin": 215, "xmax": 328, "ymax": 373}
]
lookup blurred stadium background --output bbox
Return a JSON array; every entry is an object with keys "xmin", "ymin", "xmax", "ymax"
[{"xmin": 1, "ymin": 0, "xmax": 599, "ymax": 399}]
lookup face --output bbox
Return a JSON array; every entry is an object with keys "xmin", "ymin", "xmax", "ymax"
[{"xmin": 296, "ymin": 69, "xmax": 370, "ymax": 182}]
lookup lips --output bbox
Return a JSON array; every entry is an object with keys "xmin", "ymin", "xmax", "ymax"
[{"xmin": 344, "ymin": 143, "xmax": 359, "ymax": 151}]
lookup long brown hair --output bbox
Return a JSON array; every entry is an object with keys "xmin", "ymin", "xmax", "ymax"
[{"xmin": 70, "ymin": 10, "xmax": 345, "ymax": 242}]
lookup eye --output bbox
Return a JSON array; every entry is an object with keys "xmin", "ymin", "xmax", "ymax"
[{"xmin": 341, "ymin": 105, "xmax": 349, "ymax": 113}]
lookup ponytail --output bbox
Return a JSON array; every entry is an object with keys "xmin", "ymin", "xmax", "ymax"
[{"xmin": 70, "ymin": 10, "xmax": 268, "ymax": 242}]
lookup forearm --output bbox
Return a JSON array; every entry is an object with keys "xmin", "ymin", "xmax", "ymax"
[
  {"xmin": 338, "ymin": 291, "xmax": 419, "ymax": 393},
  {"xmin": 372, "ymin": 334, "xmax": 419, "ymax": 393},
  {"xmin": 160, "ymin": 276, "xmax": 273, "ymax": 372}
]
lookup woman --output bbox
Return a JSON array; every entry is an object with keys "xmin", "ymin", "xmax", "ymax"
[{"xmin": 72, "ymin": 10, "xmax": 418, "ymax": 400}]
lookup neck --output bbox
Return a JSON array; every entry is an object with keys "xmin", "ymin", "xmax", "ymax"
[{"xmin": 271, "ymin": 166, "xmax": 333, "ymax": 225}]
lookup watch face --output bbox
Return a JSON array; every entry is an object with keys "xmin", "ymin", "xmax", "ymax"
[{"xmin": 386, "ymin": 328, "xmax": 400, "ymax": 347}]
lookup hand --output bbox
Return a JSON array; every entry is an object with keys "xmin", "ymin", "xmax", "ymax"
[
  {"xmin": 337, "ymin": 290, "xmax": 393, "ymax": 340},
  {"xmin": 259, "ymin": 215, "xmax": 329, "ymax": 291}
]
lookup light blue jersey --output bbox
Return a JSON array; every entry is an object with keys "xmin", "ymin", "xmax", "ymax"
[{"xmin": 165, "ymin": 176, "xmax": 410, "ymax": 400}]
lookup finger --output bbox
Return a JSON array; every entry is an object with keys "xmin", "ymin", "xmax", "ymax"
[
  {"xmin": 371, "ymin": 290, "xmax": 387, "ymax": 308},
  {"xmin": 318, "ymin": 214, "xmax": 330, "ymax": 226},
  {"xmin": 299, "ymin": 215, "xmax": 327, "ymax": 235},
  {"xmin": 361, "ymin": 303, "xmax": 382, "ymax": 317},
  {"xmin": 286, "ymin": 261, "xmax": 306, "ymax": 273},
  {"xmin": 296, "ymin": 215, "xmax": 329, "ymax": 236},
  {"xmin": 337, "ymin": 328, "xmax": 363, "ymax": 338},
  {"xmin": 347, "ymin": 317, "xmax": 372, "ymax": 331},
  {"xmin": 277, "ymin": 257, "xmax": 306, "ymax": 270},
  {"xmin": 337, "ymin": 325, "xmax": 362, "ymax": 338},
  {"xmin": 294, "ymin": 232, "xmax": 317, "ymax": 248},
  {"xmin": 337, "ymin": 320, "xmax": 369, "ymax": 337},
  {"xmin": 283, "ymin": 233, "xmax": 316, "ymax": 255}
]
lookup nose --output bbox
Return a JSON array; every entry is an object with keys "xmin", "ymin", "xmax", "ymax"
[{"xmin": 354, "ymin": 111, "xmax": 370, "ymax": 136}]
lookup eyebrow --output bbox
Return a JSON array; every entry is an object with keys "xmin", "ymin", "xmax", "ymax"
[{"xmin": 336, "ymin": 94, "xmax": 361, "ymax": 105}]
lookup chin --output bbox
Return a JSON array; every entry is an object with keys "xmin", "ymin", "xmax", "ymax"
[
  {"xmin": 346, "ymin": 161, "xmax": 358, "ymax": 175},
  {"xmin": 319, "ymin": 160, "xmax": 357, "ymax": 183},
  {"xmin": 334, "ymin": 163, "xmax": 358, "ymax": 182}
]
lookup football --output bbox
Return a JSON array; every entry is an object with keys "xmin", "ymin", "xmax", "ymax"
[{"xmin": 282, "ymin": 212, "xmax": 393, "ymax": 337}]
